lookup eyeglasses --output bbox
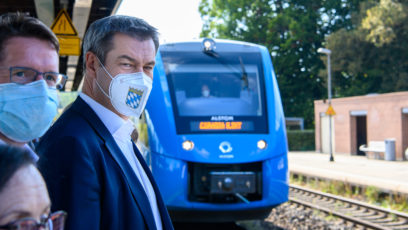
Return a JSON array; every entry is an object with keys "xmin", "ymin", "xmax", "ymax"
[
  {"xmin": 8, "ymin": 66, "xmax": 68, "ymax": 90},
  {"xmin": 0, "ymin": 211, "xmax": 67, "ymax": 230}
]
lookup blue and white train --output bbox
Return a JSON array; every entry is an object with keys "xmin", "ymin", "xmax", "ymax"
[{"xmin": 144, "ymin": 38, "xmax": 288, "ymax": 222}]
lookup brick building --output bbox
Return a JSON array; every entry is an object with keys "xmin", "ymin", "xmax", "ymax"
[{"xmin": 314, "ymin": 91, "xmax": 408, "ymax": 160}]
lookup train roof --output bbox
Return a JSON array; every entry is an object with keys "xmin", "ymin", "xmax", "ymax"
[{"xmin": 159, "ymin": 38, "xmax": 266, "ymax": 52}]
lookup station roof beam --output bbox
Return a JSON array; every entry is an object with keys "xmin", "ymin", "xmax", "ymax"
[{"xmin": 0, "ymin": 0, "xmax": 122, "ymax": 91}]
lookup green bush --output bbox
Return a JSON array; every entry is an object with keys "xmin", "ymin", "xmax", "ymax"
[{"xmin": 286, "ymin": 130, "xmax": 315, "ymax": 151}]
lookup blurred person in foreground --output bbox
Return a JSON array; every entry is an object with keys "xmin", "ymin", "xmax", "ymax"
[
  {"xmin": 0, "ymin": 144, "xmax": 66, "ymax": 230},
  {"xmin": 37, "ymin": 15, "xmax": 174, "ymax": 230},
  {"xmin": 0, "ymin": 13, "xmax": 67, "ymax": 160}
]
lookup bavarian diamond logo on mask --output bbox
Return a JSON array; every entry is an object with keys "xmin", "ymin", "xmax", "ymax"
[{"xmin": 125, "ymin": 87, "xmax": 143, "ymax": 109}]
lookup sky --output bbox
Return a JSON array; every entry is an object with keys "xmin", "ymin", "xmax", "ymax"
[{"xmin": 116, "ymin": 0, "xmax": 203, "ymax": 43}]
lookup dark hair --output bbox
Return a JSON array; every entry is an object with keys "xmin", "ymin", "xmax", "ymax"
[
  {"xmin": 0, "ymin": 144, "xmax": 35, "ymax": 193},
  {"xmin": 0, "ymin": 12, "xmax": 59, "ymax": 63},
  {"xmin": 82, "ymin": 15, "xmax": 159, "ymax": 70}
]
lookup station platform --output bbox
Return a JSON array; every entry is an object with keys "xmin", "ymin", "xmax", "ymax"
[{"xmin": 288, "ymin": 151, "xmax": 408, "ymax": 195}]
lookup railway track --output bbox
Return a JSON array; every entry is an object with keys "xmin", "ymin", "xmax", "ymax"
[{"xmin": 289, "ymin": 184, "xmax": 408, "ymax": 229}]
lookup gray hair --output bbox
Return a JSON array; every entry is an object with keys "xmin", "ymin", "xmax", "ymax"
[{"xmin": 82, "ymin": 15, "xmax": 159, "ymax": 70}]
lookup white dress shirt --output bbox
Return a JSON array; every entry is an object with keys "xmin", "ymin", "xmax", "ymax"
[
  {"xmin": 80, "ymin": 93, "xmax": 163, "ymax": 230},
  {"xmin": 0, "ymin": 139, "xmax": 39, "ymax": 162}
]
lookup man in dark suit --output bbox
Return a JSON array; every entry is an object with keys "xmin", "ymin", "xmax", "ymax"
[{"xmin": 37, "ymin": 15, "xmax": 174, "ymax": 230}]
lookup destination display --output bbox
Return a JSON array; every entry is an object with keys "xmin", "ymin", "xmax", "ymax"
[{"xmin": 190, "ymin": 121, "xmax": 254, "ymax": 132}]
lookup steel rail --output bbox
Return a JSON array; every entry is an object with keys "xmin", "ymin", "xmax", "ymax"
[{"xmin": 289, "ymin": 184, "xmax": 408, "ymax": 230}]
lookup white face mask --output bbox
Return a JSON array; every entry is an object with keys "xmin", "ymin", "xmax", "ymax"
[
  {"xmin": 95, "ymin": 58, "xmax": 153, "ymax": 117},
  {"xmin": 202, "ymin": 90, "xmax": 210, "ymax": 97}
]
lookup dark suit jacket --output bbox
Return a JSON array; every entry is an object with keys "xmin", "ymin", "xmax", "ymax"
[{"xmin": 37, "ymin": 97, "xmax": 174, "ymax": 230}]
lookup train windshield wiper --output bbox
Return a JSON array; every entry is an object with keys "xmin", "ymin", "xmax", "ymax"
[
  {"xmin": 203, "ymin": 51, "xmax": 248, "ymax": 85},
  {"xmin": 239, "ymin": 56, "xmax": 249, "ymax": 89}
]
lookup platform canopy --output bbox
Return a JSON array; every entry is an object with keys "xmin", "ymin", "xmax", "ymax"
[{"xmin": 0, "ymin": 0, "xmax": 122, "ymax": 91}]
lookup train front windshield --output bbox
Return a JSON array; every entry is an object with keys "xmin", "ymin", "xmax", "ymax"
[{"xmin": 161, "ymin": 50, "xmax": 268, "ymax": 134}]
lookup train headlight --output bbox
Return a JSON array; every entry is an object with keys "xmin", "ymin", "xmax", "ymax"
[
  {"xmin": 182, "ymin": 140, "xmax": 194, "ymax": 151},
  {"xmin": 203, "ymin": 38, "xmax": 216, "ymax": 52},
  {"xmin": 257, "ymin": 140, "xmax": 267, "ymax": 150}
]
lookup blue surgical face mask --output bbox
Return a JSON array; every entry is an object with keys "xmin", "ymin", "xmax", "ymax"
[{"xmin": 0, "ymin": 80, "xmax": 59, "ymax": 142}]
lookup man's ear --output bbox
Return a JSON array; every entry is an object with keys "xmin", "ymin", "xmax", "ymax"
[{"xmin": 85, "ymin": 52, "xmax": 98, "ymax": 79}]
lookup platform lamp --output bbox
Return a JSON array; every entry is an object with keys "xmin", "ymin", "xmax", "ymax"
[{"xmin": 317, "ymin": 47, "xmax": 334, "ymax": 162}]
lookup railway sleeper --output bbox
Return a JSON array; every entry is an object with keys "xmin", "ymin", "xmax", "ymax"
[
  {"xmin": 360, "ymin": 213, "xmax": 388, "ymax": 220},
  {"xmin": 381, "ymin": 219, "xmax": 408, "ymax": 227},
  {"xmin": 389, "ymin": 225, "xmax": 408, "ymax": 230},
  {"xmin": 351, "ymin": 209, "xmax": 376, "ymax": 217},
  {"xmin": 369, "ymin": 217, "xmax": 395, "ymax": 224}
]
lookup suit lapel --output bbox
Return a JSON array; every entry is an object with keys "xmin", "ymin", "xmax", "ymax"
[
  {"xmin": 132, "ymin": 143, "xmax": 174, "ymax": 230},
  {"xmin": 71, "ymin": 97, "xmax": 157, "ymax": 230}
]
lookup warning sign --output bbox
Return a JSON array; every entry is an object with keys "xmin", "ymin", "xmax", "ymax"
[
  {"xmin": 326, "ymin": 104, "xmax": 336, "ymax": 116},
  {"xmin": 50, "ymin": 9, "xmax": 80, "ymax": 56},
  {"xmin": 57, "ymin": 36, "xmax": 80, "ymax": 56},
  {"xmin": 51, "ymin": 9, "xmax": 78, "ymax": 36}
]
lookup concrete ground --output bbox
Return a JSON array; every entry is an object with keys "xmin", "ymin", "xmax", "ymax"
[{"xmin": 288, "ymin": 151, "xmax": 408, "ymax": 194}]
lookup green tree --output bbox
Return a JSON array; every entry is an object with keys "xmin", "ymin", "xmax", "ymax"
[
  {"xmin": 362, "ymin": 0, "xmax": 406, "ymax": 47},
  {"xmin": 199, "ymin": 0, "xmax": 360, "ymax": 128},
  {"xmin": 326, "ymin": 0, "xmax": 408, "ymax": 96}
]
